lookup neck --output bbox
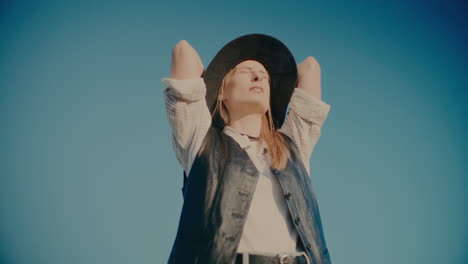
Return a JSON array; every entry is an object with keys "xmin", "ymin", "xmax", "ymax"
[{"xmin": 228, "ymin": 112, "xmax": 262, "ymax": 138}]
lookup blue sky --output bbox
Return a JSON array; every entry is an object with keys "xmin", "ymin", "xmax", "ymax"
[{"xmin": 1, "ymin": 1, "xmax": 467, "ymax": 263}]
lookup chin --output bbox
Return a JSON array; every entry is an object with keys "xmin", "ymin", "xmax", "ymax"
[{"xmin": 235, "ymin": 99, "xmax": 268, "ymax": 113}]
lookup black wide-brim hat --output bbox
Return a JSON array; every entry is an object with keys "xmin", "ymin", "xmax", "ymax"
[{"xmin": 201, "ymin": 33, "xmax": 297, "ymax": 130}]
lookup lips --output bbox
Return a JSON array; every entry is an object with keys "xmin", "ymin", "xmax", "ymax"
[{"xmin": 249, "ymin": 86, "xmax": 264, "ymax": 93}]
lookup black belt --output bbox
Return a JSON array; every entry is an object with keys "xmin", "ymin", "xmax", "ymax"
[{"xmin": 235, "ymin": 252, "xmax": 310, "ymax": 264}]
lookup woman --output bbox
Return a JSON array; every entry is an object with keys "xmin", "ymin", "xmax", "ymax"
[{"xmin": 161, "ymin": 34, "xmax": 332, "ymax": 264}]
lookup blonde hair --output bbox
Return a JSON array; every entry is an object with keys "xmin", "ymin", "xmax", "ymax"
[{"xmin": 210, "ymin": 65, "xmax": 291, "ymax": 170}]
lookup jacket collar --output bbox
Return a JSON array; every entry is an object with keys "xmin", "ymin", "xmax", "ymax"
[{"xmin": 223, "ymin": 125, "xmax": 268, "ymax": 154}]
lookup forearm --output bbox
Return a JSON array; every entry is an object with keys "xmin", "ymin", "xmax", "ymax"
[
  {"xmin": 279, "ymin": 88, "xmax": 331, "ymax": 176},
  {"xmin": 161, "ymin": 77, "xmax": 212, "ymax": 173}
]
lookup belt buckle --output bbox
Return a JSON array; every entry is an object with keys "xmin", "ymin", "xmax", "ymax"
[
  {"xmin": 279, "ymin": 254, "xmax": 293, "ymax": 264},
  {"xmin": 298, "ymin": 251, "xmax": 311, "ymax": 264}
]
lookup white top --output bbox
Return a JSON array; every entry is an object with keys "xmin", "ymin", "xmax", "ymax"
[{"xmin": 160, "ymin": 77, "xmax": 331, "ymax": 254}]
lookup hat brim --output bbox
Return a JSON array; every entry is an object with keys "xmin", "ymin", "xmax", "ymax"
[{"xmin": 202, "ymin": 33, "xmax": 297, "ymax": 130}]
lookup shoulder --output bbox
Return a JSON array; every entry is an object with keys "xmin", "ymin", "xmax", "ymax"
[
  {"xmin": 197, "ymin": 124, "xmax": 228, "ymax": 158},
  {"xmin": 278, "ymin": 130, "xmax": 302, "ymax": 159},
  {"xmin": 279, "ymin": 130, "xmax": 297, "ymax": 150}
]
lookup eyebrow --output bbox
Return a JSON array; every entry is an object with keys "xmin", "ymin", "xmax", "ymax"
[{"xmin": 237, "ymin": 66, "xmax": 268, "ymax": 74}]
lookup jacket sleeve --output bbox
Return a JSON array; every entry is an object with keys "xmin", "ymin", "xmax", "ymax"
[
  {"xmin": 279, "ymin": 88, "xmax": 331, "ymax": 176},
  {"xmin": 160, "ymin": 77, "xmax": 212, "ymax": 175}
]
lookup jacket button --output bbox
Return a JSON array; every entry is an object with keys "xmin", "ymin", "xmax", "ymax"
[
  {"xmin": 306, "ymin": 243, "xmax": 311, "ymax": 249},
  {"xmin": 272, "ymin": 169, "xmax": 279, "ymax": 175},
  {"xmin": 284, "ymin": 192, "xmax": 291, "ymax": 200},
  {"xmin": 294, "ymin": 217, "xmax": 300, "ymax": 225},
  {"xmin": 322, "ymin": 248, "xmax": 328, "ymax": 255}
]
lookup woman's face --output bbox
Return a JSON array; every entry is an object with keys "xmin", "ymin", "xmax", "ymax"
[{"xmin": 222, "ymin": 60, "xmax": 271, "ymax": 115}]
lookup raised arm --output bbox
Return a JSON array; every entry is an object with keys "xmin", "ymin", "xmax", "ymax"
[
  {"xmin": 279, "ymin": 57, "xmax": 331, "ymax": 176},
  {"xmin": 161, "ymin": 40, "xmax": 212, "ymax": 175}
]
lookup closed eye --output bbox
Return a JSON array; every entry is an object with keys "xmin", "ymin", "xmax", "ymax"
[{"xmin": 239, "ymin": 70, "xmax": 268, "ymax": 79}]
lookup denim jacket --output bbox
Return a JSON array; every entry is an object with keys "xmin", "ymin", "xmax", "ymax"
[{"xmin": 168, "ymin": 124, "xmax": 332, "ymax": 264}]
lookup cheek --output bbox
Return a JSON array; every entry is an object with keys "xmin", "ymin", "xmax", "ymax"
[{"xmin": 228, "ymin": 81, "xmax": 249, "ymax": 98}]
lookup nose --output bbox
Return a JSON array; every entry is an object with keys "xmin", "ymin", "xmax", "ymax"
[{"xmin": 252, "ymin": 71, "xmax": 264, "ymax": 82}]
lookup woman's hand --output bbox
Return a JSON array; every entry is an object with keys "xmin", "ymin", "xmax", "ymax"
[
  {"xmin": 297, "ymin": 56, "xmax": 322, "ymax": 100},
  {"xmin": 170, "ymin": 40, "xmax": 205, "ymax": 80}
]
